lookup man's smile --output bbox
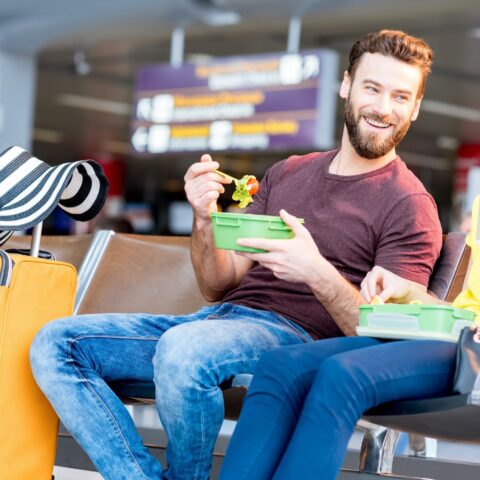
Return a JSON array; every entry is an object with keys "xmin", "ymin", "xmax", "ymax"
[{"xmin": 362, "ymin": 116, "xmax": 393, "ymax": 129}]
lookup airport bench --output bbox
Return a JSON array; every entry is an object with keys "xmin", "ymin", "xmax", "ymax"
[
  {"xmin": 76, "ymin": 231, "xmax": 478, "ymax": 479},
  {"xmin": 13, "ymin": 229, "xmax": 477, "ymax": 478}
]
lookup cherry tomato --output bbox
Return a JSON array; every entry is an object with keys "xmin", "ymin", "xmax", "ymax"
[{"xmin": 246, "ymin": 177, "xmax": 260, "ymax": 195}]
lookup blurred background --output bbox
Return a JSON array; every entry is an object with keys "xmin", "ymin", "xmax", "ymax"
[{"xmin": 2, "ymin": 0, "xmax": 480, "ymax": 235}]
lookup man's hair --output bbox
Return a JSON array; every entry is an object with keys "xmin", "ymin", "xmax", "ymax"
[{"xmin": 347, "ymin": 30, "xmax": 433, "ymax": 98}]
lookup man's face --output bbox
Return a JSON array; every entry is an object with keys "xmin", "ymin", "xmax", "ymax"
[{"xmin": 340, "ymin": 53, "xmax": 423, "ymax": 159}]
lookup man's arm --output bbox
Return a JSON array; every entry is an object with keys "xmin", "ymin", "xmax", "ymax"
[
  {"xmin": 237, "ymin": 209, "xmax": 364, "ymax": 336},
  {"xmin": 307, "ymin": 262, "xmax": 365, "ymax": 336},
  {"xmin": 360, "ymin": 265, "xmax": 445, "ymax": 305},
  {"xmin": 185, "ymin": 154, "xmax": 253, "ymax": 301}
]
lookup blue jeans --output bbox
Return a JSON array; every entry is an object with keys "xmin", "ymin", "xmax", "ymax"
[
  {"xmin": 220, "ymin": 337, "xmax": 457, "ymax": 480},
  {"xmin": 29, "ymin": 303, "xmax": 311, "ymax": 480}
]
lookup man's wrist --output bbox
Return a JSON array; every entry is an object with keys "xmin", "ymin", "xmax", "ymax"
[
  {"xmin": 403, "ymin": 282, "xmax": 426, "ymax": 304},
  {"xmin": 193, "ymin": 214, "xmax": 212, "ymax": 232},
  {"xmin": 307, "ymin": 258, "xmax": 339, "ymax": 298}
]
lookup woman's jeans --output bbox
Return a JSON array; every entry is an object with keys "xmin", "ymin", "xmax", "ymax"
[
  {"xmin": 29, "ymin": 303, "xmax": 312, "ymax": 480},
  {"xmin": 220, "ymin": 337, "xmax": 457, "ymax": 480}
]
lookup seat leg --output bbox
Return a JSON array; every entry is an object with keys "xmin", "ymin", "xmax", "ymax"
[
  {"xmin": 339, "ymin": 423, "xmax": 434, "ymax": 479},
  {"xmin": 358, "ymin": 423, "xmax": 400, "ymax": 474},
  {"xmin": 408, "ymin": 434, "xmax": 437, "ymax": 458},
  {"xmin": 338, "ymin": 470, "xmax": 432, "ymax": 479}
]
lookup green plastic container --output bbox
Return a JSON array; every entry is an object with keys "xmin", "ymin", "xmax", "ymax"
[
  {"xmin": 211, "ymin": 212, "xmax": 304, "ymax": 253},
  {"xmin": 357, "ymin": 303, "xmax": 476, "ymax": 342}
]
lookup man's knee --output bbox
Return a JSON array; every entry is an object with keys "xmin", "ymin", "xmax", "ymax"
[
  {"xmin": 154, "ymin": 324, "xmax": 210, "ymax": 386},
  {"xmin": 153, "ymin": 321, "xmax": 242, "ymax": 391},
  {"xmin": 30, "ymin": 317, "xmax": 74, "ymax": 386}
]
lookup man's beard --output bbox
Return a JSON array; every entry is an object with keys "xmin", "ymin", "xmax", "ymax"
[{"xmin": 344, "ymin": 96, "xmax": 412, "ymax": 160}]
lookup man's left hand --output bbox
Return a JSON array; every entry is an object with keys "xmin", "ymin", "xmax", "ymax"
[{"xmin": 236, "ymin": 209, "xmax": 325, "ymax": 284}]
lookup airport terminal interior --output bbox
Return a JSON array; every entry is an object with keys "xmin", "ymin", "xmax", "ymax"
[{"xmin": 2, "ymin": 0, "xmax": 480, "ymax": 479}]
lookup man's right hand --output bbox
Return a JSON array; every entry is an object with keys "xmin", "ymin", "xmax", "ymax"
[
  {"xmin": 360, "ymin": 266, "xmax": 413, "ymax": 303},
  {"xmin": 184, "ymin": 154, "xmax": 232, "ymax": 223}
]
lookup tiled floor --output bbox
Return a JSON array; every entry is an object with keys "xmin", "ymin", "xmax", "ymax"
[{"xmin": 53, "ymin": 466, "xmax": 102, "ymax": 479}]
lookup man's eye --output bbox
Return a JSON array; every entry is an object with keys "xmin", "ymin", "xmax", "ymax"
[
  {"xmin": 395, "ymin": 95, "xmax": 408, "ymax": 102},
  {"xmin": 366, "ymin": 86, "xmax": 378, "ymax": 93}
]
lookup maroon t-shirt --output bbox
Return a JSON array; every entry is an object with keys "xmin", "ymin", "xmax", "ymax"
[{"xmin": 222, "ymin": 150, "xmax": 442, "ymax": 340}]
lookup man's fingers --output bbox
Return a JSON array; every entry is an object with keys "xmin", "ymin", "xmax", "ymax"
[
  {"xmin": 379, "ymin": 287, "xmax": 394, "ymax": 302},
  {"xmin": 236, "ymin": 251, "xmax": 278, "ymax": 270},
  {"xmin": 197, "ymin": 189, "xmax": 220, "ymax": 204},
  {"xmin": 279, "ymin": 209, "xmax": 305, "ymax": 236},
  {"xmin": 360, "ymin": 279, "xmax": 372, "ymax": 302},
  {"xmin": 366, "ymin": 273, "xmax": 381, "ymax": 300},
  {"xmin": 192, "ymin": 177, "xmax": 226, "ymax": 194},
  {"xmin": 360, "ymin": 270, "xmax": 383, "ymax": 302},
  {"xmin": 201, "ymin": 154, "xmax": 213, "ymax": 163},
  {"xmin": 236, "ymin": 237, "xmax": 284, "ymax": 252},
  {"xmin": 184, "ymin": 159, "xmax": 219, "ymax": 181}
]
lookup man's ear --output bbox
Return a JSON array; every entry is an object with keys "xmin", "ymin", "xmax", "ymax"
[
  {"xmin": 339, "ymin": 71, "xmax": 351, "ymax": 100},
  {"xmin": 411, "ymin": 97, "xmax": 422, "ymax": 122}
]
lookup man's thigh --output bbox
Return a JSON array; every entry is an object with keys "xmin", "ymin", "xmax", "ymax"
[
  {"xmin": 33, "ymin": 309, "xmax": 216, "ymax": 382},
  {"xmin": 153, "ymin": 305, "xmax": 312, "ymax": 385}
]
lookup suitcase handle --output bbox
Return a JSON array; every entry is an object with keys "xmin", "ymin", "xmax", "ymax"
[
  {"xmin": 5, "ymin": 248, "xmax": 55, "ymax": 260},
  {"xmin": 31, "ymin": 222, "xmax": 43, "ymax": 257},
  {"xmin": 0, "ymin": 250, "xmax": 14, "ymax": 287},
  {"xmin": 0, "ymin": 221, "xmax": 44, "ymax": 287}
]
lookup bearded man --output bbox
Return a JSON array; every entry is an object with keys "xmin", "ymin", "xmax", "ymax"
[{"xmin": 31, "ymin": 30, "xmax": 441, "ymax": 480}]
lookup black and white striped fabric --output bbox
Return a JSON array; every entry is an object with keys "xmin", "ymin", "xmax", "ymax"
[
  {"xmin": 0, "ymin": 231, "xmax": 13, "ymax": 247},
  {"xmin": 0, "ymin": 146, "xmax": 109, "ymax": 245}
]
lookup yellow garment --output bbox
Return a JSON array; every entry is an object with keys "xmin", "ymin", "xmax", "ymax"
[{"xmin": 452, "ymin": 194, "xmax": 480, "ymax": 323}]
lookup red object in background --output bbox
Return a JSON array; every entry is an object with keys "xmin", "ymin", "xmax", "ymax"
[
  {"xmin": 85, "ymin": 153, "xmax": 126, "ymax": 197},
  {"xmin": 98, "ymin": 157, "xmax": 126, "ymax": 197},
  {"xmin": 454, "ymin": 144, "xmax": 480, "ymax": 194}
]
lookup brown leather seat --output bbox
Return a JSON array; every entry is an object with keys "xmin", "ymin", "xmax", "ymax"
[
  {"xmin": 98, "ymin": 232, "xmax": 472, "ymax": 424},
  {"xmin": 76, "ymin": 234, "xmax": 208, "ymax": 316}
]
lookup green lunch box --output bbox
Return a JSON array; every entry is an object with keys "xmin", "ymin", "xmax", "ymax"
[
  {"xmin": 211, "ymin": 212, "xmax": 304, "ymax": 253},
  {"xmin": 357, "ymin": 303, "xmax": 476, "ymax": 342}
]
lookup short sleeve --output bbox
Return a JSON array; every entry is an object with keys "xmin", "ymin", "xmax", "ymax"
[{"xmin": 374, "ymin": 193, "xmax": 442, "ymax": 287}]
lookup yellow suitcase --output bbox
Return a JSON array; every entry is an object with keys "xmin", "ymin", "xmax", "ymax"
[{"xmin": 0, "ymin": 240, "xmax": 77, "ymax": 479}]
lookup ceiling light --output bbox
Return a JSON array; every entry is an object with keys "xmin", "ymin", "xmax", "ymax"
[
  {"xmin": 186, "ymin": 53, "xmax": 214, "ymax": 64},
  {"xmin": 400, "ymin": 152, "xmax": 450, "ymax": 171},
  {"xmin": 470, "ymin": 28, "xmax": 480, "ymax": 39},
  {"xmin": 436, "ymin": 136, "xmax": 459, "ymax": 151},
  {"xmin": 190, "ymin": 0, "xmax": 241, "ymax": 26},
  {"xmin": 103, "ymin": 140, "xmax": 132, "ymax": 155},
  {"xmin": 58, "ymin": 94, "xmax": 130, "ymax": 116},
  {"xmin": 204, "ymin": 11, "xmax": 241, "ymax": 26},
  {"xmin": 33, "ymin": 128, "xmax": 64, "ymax": 144},
  {"xmin": 72, "ymin": 49, "xmax": 92, "ymax": 76},
  {"xmin": 421, "ymin": 99, "xmax": 480, "ymax": 122}
]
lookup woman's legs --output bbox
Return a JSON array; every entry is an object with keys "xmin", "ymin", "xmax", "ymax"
[
  {"xmin": 220, "ymin": 336, "xmax": 380, "ymax": 480},
  {"xmin": 273, "ymin": 340, "xmax": 457, "ymax": 480}
]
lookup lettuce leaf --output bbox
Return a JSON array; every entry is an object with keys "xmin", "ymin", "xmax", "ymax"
[{"xmin": 232, "ymin": 175, "xmax": 257, "ymax": 208}]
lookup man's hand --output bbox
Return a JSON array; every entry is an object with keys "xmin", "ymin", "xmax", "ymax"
[
  {"xmin": 360, "ymin": 266, "xmax": 413, "ymax": 303},
  {"xmin": 236, "ymin": 209, "xmax": 326, "ymax": 285},
  {"xmin": 184, "ymin": 154, "xmax": 232, "ymax": 223}
]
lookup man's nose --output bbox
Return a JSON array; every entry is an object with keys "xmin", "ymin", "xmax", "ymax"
[{"xmin": 372, "ymin": 94, "xmax": 393, "ymax": 117}]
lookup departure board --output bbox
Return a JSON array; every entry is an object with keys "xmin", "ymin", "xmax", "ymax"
[{"xmin": 131, "ymin": 50, "xmax": 338, "ymax": 154}]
